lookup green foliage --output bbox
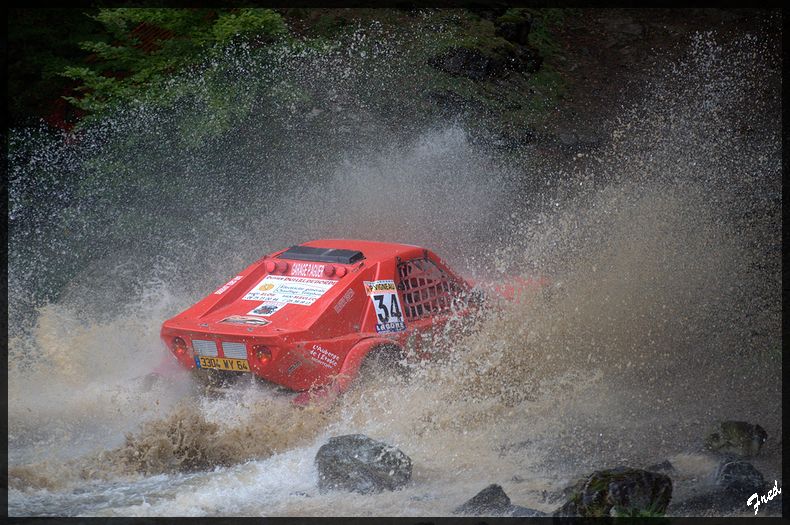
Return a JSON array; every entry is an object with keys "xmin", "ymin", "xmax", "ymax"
[
  {"xmin": 212, "ymin": 9, "xmax": 287, "ymax": 44},
  {"xmin": 62, "ymin": 8, "xmax": 287, "ymax": 116},
  {"xmin": 434, "ymin": 11, "xmax": 515, "ymax": 57}
]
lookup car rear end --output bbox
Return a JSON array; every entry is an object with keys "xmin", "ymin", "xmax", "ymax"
[{"xmin": 159, "ymin": 241, "xmax": 378, "ymax": 391}]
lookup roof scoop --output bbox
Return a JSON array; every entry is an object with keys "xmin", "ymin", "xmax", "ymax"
[{"xmin": 278, "ymin": 245, "xmax": 364, "ymax": 264}]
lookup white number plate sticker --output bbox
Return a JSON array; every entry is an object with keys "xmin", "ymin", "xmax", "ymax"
[{"xmin": 364, "ymin": 280, "xmax": 406, "ymax": 333}]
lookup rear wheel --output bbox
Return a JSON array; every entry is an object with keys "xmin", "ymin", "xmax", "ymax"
[{"xmin": 356, "ymin": 344, "xmax": 410, "ymax": 386}]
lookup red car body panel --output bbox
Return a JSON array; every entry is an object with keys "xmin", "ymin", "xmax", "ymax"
[{"xmin": 160, "ymin": 239, "xmax": 480, "ymax": 397}]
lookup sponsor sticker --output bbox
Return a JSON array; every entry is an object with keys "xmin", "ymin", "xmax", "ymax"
[
  {"xmin": 286, "ymin": 360, "xmax": 302, "ymax": 375},
  {"xmin": 363, "ymin": 279, "xmax": 397, "ymax": 295},
  {"xmin": 309, "ymin": 344, "xmax": 339, "ymax": 369},
  {"xmin": 365, "ymin": 280, "xmax": 406, "ymax": 334},
  {"xmin": 242, "ymin": 275, "xmax": 336, "ymax": 305},
  {"xmin": 334, "ymin": 288, "xmax": 355, "ymax": 314},
  {"xmin": 291, "ymin": 262, "xmax": 325, "ymax": 278},
  {"xmin": 220, "ymin": 315, "xmax": 271, "ymax": 326},
  {"xmin": 214, "ymin": 275, "xmax": 243, "ymax": 295},
  {"xmin": 248, "ymin": 302, "xmax": 286, "ymax": 317}
]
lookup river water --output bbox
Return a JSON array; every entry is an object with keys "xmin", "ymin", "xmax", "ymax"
[{"xmin": 7, "ymin": 27, "xmax": 782, "ymax": 517}]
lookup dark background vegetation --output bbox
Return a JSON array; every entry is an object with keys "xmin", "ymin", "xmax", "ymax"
[{"xmin": 7, "ymin": 7, "xmax": 565, "ymax": 130}]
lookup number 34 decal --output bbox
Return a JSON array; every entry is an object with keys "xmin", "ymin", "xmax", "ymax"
[
  {"xmin": 371, "ymin": 292, "xmax": 406, "ymax": 333},
  {"xmin": 373, "ymin": 293, "xmax": 402, "ymax": 323}
]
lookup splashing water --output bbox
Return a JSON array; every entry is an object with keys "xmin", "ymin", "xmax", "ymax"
[{"xmin": 8, "ymin": 23, "xmax": 780, "ymax": 517}]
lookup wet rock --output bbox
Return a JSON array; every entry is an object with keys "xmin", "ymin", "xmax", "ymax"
[
  {"xmin": 454, "ymin": 484, "xmax": 547, "ymax": 517},
  {"xmin": 496, "ymin": 22, "xmax": 531, "ymax": 46},
  {"xmin": 510, "ymin": 505, "xmax": 548, "ymax": 517},
  {"xmin": 704, "ymin": 420, "xmax": 767, "ymax": 457},
  {"xmin": 455, "ymin": 484, "xmax": 512, "ymax": 515},
  {"xmin": 495, "ymin": 13, "xmax": 532, "ymax": 46},
  {"xmin": 646, "ymin": 460, "xmax": 676, "ymax": 475},
  {"xmin": 714, "ymin": 459, "xmax": 765, "ymax": 498},
  {"xmin": 554, "ymin": 467, "xmax": 672, "ymax": 517},
  {"xmin": 315, "ymin": 434, "xmax": 412, "ymax": 494}
]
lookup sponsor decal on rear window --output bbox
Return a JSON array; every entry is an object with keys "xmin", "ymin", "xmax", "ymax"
[
  {"xmin": 364, "ymin": 280, "xmax": 407, "ymax": 333},
  {"xmin": 291, "ymin": 262, "xmax": 325, "ymax": 278},
  {"xmin": 248, "ymin": 302, "xmax": 286, "ymax": 317},
  {"xmin": 220, "ymin": 315, "xmax": 271, "ymax": 326},
  {"xmin": 214, "ymin": 275, "xmax": 243, "ymax": 295},
  {"xmin": 243, "ymin": 275, "xmax": 336, "ymax": 305}
]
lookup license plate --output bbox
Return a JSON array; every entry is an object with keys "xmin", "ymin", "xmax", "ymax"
[{"xmin": 196, "ymin": 356, "xmax": 250, "ymax": 372}]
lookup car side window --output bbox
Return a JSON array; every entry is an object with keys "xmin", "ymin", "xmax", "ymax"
[{"xmin": 396, "ymin": 257, "xmax": 457, "ymax": 320}]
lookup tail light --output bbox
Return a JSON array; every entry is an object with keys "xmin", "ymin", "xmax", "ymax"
[
  {"xmin": 254, "ymin": 345, "xmax": 272, "ymax": 365},
  {"xmin": 323, "ymin": 265, "xmax": 336, "ymax": 277},
  {"xmin": 171, "ymin": 337, "xmax": 192, "ymax": 358},
  {"xmin": 335, "ymin": 266, "xmax": 347, "ymax": 277},
  {"xmin": 265, "ymin": 260, "xmax": 276, "ymax": 273}
]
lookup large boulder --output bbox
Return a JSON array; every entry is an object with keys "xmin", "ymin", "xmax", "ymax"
[
  {"xmin": 554, "ymin": 467, "xmax": 673, "ymax": 517},
  {"xmin": 714, "ymin": 459, "xmax": 765, "ymax": 498},
  {"xmin": 704, "ymin": 421, "xmax": 767, "ymax": 457},
  {"xmin": 454, "ymin": 483, "xmax": 546, "ymax": 516},
  {"xmin": 315, "ymin": 434, "xmax": 412, "ymax": 494},
  {"xmin": 454, "ymin": 484, "xmax": 512, "ymax": 515}
]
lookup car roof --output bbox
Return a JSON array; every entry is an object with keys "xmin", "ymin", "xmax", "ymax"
[{"xmin": 293, "ymin": 239, "xmax": 426, "ymax": 265}]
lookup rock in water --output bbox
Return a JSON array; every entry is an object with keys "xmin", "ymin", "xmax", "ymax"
[
  {"xmin": 714, "ymin": 460, "xmax": 765, "ymax": 498},
  {"xmin": 704, "ymin": 421, "xmax": 767, "ymax": 457},
  {"xmin": 554, "ymin": 467, "xmax": 673, "ymax": 517},
  {"xmin": 510, "ymin": 505, "xmax": 548, "ymax": 517},
  {"xmin": 455, "ymin": 484, "xmax": 512, "ymax": 515},
  {"xmin": 315, "ymin": 434, "xmax": 412, "ymax": 494},
  {"xmin": 454, "ymin": 484, "xmax": 547, "ymax": 516}
]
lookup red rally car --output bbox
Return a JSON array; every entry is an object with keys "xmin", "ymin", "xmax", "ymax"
[{"xmin": 160, "ymin": 239, "xmax": 542, "ymax": 404}]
